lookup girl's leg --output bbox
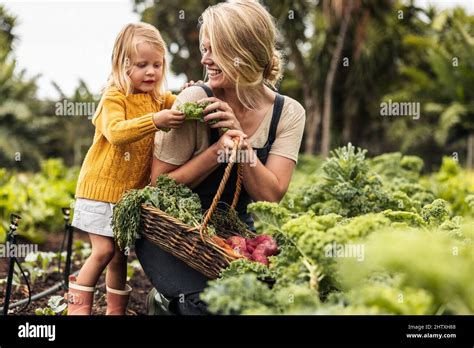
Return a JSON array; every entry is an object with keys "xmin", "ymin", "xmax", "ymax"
[
  {"xmin": 106, "ymin": 244, "xmax": 128, "ymax": 290},
  {"xmin": 105, "ymin": 244, "xmax": 130, "ymax": 315},
  {"xmin": 76, "ymin": 234, "xmax": 115, "ymax": 286},
  {"xmin": 66, "ymin": 234, "xmax": 114, "ymax": 315}
]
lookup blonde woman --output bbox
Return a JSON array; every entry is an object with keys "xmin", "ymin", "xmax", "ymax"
[
  {"xmin": 136, "ymin": 1, "xmax": 306, "ymax": 315},
  {"xmin": 67, "ymin": 23, "xmax": 184, "ymax": 315}
]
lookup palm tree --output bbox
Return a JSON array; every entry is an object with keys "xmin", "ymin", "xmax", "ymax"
[
  {"xmin": 321, "ymin": 0, "xmax": 354, "ymax": 157},
  {"xmin": 0, "ymin": 6, "xmax": 43, "ymax": 170},
  {"xmin": 384, "ymin": 7, "xmax": 474, "ymax": 168}
]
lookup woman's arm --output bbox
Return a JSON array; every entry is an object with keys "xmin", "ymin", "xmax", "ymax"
[
  {"xmin": 241, "ymin": 145, "xmax": 296, "ymax": 202},
  {"xmin": 151, "ymin": 143, "xmax": 220, "ymax": 188},
  {"xmin": 152, "ymin": 147, "xmax": 294, "ymax": 201},
  {"xmin": 152, "ymin": 129, "xmax": 248, "ymax": 188},
  {"xmin": 152, "ymin": 130, "xmax": 295, "ymax": 199},
  {"xmin": 241, "ymin": 97, "xmax": 305, "ymax": 202}
]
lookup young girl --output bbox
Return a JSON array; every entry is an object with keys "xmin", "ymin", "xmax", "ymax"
[{"xmin": 66, "ymin": 23, "xmax": 184, "ymax": 315}]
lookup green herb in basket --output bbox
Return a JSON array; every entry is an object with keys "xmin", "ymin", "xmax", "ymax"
[
  {"xmin": 112, "ymin": 175, "xmax": 203, "ymax": 250},
  {"xmin": 145, "ymin": 175, "xmax": 202, "ymax": 225},
  {"xmin": 111, "ymin": 187, "xmax": 150, "ymax": 250}
]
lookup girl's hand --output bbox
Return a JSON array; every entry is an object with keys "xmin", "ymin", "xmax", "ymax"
[
  {"xmin": 153, "ymin": 110, "xmax": 185, "ymax": 130},
  {"xmin": 180, "ymin": 80, "xmax": 204, "ymax": 91},
  {"xmin": 197, "ymin": 97, "xmax": 243, "ymax": 131},
  {"xmin": 216, "ymin": 129, "xmax": 249, "ymax": 152}
]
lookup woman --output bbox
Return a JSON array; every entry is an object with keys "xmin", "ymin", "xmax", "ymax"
[{"xmin": 136, "ymin": 0, "xmax": 306, "ymax": 315}]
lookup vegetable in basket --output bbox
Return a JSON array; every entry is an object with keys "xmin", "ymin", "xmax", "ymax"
[
  {"xmin": 225, "ymin": 235, "xmax": 279, "ymax": 265},
  {"xmin": 112, "ymin": 175, "xmax": 203, "ymax": 250}
]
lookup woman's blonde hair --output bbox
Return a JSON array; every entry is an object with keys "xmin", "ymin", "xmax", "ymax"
[
  {"xmin": 199, "ymin": 0, "xmax": 283, "ymax": 109},
  {"xmin": 107, "ymin": 22, "xmax": 167, "ymax": 101}
]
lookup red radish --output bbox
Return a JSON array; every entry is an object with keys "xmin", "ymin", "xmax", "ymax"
[
  {"xmin": 226, "ymin": 236, "xmax": 246, "ymax": 249},
  {"xmin": 225, "ymin": 234, "xmax": 278, "ymax": 263},
  {"xmin": 247, "ymin": 235, "xmax": 271, "ymax": 247},
  {"xmin": 246, "ymin": 235, "xmax": 278, "ymax": 256},
  {"xmin": 258, "ymin": 239, "xmax": 278, "ymax": 256},
  {"xmin": 251, "ymin": 253, "xmax": 269, "ymax": 265},
  {"xmin": 252, "ymin": 244, "xmax": 270, "ymax": 265},
  {"xmin": 246, "ymin": 235, "xmax": 272, "ymax": 253},
  {"xmin": 246, "ymin": 240, "xmax": 256, "ymax": 253},
  {"xmin": 252, "ymin": 243, "xmax": 267, "ymax": 256},
  {"xmin": 253, "ymin": 235, "xmax": 272, "ymax": 244},
  {"xmin": 226, "ymin": 236, "xmax": 250, "ymax": 258},
  {"xmin": 240, "ymin": 250, "xmax": 252, "ymax": 259}
]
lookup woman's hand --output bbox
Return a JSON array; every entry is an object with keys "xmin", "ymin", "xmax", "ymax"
[
  {"xmin": 197, "ymin": 97, "xmax": 243, "ymax": 131},
  {"xmin": 215, "ymin": 129, "xmax": 249, "ymax": 152},
  {"xmin": 180, "ymin": 80, "xmax": 204, "ymax": 91},
  {"xmin": 153, "ymin": 109, "xmax": 185, "ymax": 130}
]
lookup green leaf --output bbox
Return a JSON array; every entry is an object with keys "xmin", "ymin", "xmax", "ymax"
[{"xmin": 435, "ymin": 102, "xmax": 466, "ymax": 145}]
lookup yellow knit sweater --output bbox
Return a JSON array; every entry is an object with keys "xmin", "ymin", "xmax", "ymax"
[{"xmin": 75, "ymin": 87, "xmax": 176, "ymax": 203}]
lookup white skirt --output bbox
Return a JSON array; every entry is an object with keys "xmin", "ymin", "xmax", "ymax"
[{"xmin": 71, "ymin": 198, "xmax": 115, "ymax": 237}]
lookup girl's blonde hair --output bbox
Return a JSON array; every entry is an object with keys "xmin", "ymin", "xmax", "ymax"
[
  {"xmin": 107, "ymin": 22, "xmax": 167, "ymax": 101},
  {"xmin": 199, "ymin": 0, "xmax": 283, "ymax": 109}
]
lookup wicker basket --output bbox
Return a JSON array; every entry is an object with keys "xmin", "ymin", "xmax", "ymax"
[{"xmin": 139, "ymin": 141, "xmax": 253, "ymax": 279}]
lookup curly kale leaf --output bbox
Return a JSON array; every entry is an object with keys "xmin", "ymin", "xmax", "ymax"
[
  {"xmin": 369, "ymin": 152, "xmax": 424, "ymax": 182},
  {"xmin": 280, "ymin": 213, "xmax": 342, "ymax": 241},
  {"xmin": 382, "ymin": 210, "xmax": 426, "ymax": 227},
  {"xmin": 177, "ymin": 101, "xmax": 219, "ymax": 125},
  {"xmin": 421, "ymin": 199, "xmax": 451, "ymax": 225},
  {"xmin": 200, "ymin": 274, "xmax": 275, "ymax": 314},
  {"xmin": 337, "ymin": 226, "xmax": 474, "ymax": 314},
  {"xmin": 296, "ymin": 213, "xmax": 390, "ymax": 266},
  {"xmin": 247, "ymin": 201, "xmax": 294, "ymax": 234},
  {"xmin": 220, "ymin": 258, "xmax": 274, "ymax": 280},
  {"xmin": 288, "ymin": 143, "xmax": 393, "ymax": 217}
]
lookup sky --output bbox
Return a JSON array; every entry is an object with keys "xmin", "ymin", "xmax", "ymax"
[
  {"xmin": 1, "ymin": 0, "xmax": 473, "ymax": 100},
  {"xmin": 1, "ymin": 0, "xmax": 187, "ymax": 99}
]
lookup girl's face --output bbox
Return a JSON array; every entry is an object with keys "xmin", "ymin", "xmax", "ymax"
[
  {"xmin": 200, "ymin": 36, "xmax": 232, "ymax": 89},
  {"xmin": 129, "ymin": 42, "xmax": 164, "ymax": 94}
]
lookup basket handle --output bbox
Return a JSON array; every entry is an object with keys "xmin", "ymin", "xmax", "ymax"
[
  {"xmin": 231, "ymin": 161, "xmax": 243, "ymax": 209},
  {"xmin": 199, "ymin": 138, "xmax": 243, "ymax": 240}
]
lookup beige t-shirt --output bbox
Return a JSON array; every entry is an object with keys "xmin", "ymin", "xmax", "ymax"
[{"xmin": 154, "ymin": 85, "xmax": 306, "ymax": 165}]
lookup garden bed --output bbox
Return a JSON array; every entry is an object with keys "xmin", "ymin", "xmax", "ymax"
[{"xmin": 0, "ymin": 231, "xmax": 151, "ymax": 315}]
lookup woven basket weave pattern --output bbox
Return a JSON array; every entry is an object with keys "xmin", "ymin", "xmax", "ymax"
[{"xmin": 139, "ymin": 141, "xmax": 250, "ymax": 279}]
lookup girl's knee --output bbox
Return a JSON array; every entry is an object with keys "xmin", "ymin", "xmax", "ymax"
[
  {"xmin": 90, "ymin": 246, "xmax": 115, "ymax": 266},
  {"xmin": 109, "ymin": 248, "xmax": 127, "ymax": 267}
]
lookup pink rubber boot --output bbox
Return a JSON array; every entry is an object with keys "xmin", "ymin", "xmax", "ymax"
[
  {"xmin": 106, "ymin": 284, "xmax": 132, "ymax": 315},
  {"xmin": 65, "ymin": 275, "xmax": 95, "ymax": 315}
]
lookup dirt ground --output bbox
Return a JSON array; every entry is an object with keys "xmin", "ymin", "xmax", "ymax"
[{"xmin": 0, "ymin": 230, "xmax": 153, "ymax": 315}]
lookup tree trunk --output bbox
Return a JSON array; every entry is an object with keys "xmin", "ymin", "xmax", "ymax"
[
  {"xmin": 342, "ymin": 101, "xmax": 355, "ymax": 143},
  {"xmin": 304, "ymin": 96, "xmax": 321, "ymax": 154},
  {"xmin": 321, "ymin": 0, "xmax": 354, "ymax": 158},
  {"xmin": 287, "ymin": 33, "xmax": 321, "ymax": 155},
  {"xmin": 467, "ymin": 132, "xmax": 474, "ymax": 169}
]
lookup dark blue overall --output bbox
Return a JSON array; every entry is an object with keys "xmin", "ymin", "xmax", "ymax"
[{"xmin": 135, "ymin": 85, "xmax": 284, "ymax": 314}]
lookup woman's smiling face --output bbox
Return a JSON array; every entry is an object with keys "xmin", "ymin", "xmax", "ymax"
[{"xmin": 200, "ymin": 36, "xmax": 232, "ymax": 89}]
